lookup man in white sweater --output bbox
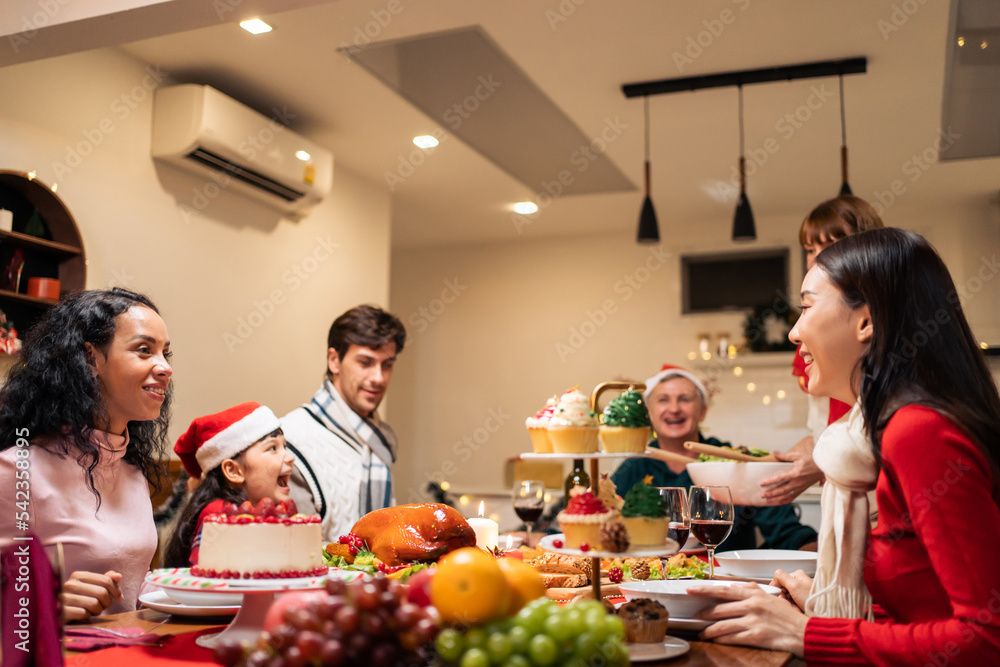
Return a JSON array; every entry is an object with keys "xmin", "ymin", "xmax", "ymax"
[{"xmin": 281, "ymin": 305, "xmax": 406, "ymax": 541}]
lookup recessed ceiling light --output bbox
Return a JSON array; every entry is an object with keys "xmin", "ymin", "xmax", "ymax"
[
  {"xmin": 513, "ymin": 201, "xmax": 538, "ymax": 215},
  {"xmin": 240, "ymin": 19, "xmax": 272, "ymax": 35},
  {"xmin": 957, "ymin": 36, "xmax": 965, "ymax": 47},
  {"xmin": 295, "ymin": 150, "xmax": 311, "ymax": 161},
  {"xmin": 412, "ymin": 135, "xmax": 439, "ymax": 149}
]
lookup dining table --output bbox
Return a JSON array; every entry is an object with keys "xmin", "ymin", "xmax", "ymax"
[{"xmin": 62, "ymin": 607, "xmax": 807, "ymax": 667}]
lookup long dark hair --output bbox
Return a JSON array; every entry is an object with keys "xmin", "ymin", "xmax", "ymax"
[
  {"xmin": 0, "ymin": 288, "xmax": 173, "ymax": 507},
  {"xmin": 162, "ymin": 467, "xmax": 245, "ymax": 568},
  {"xmin": 816, "ymin": 228, "xmax": 1000, "ymax": 478}
]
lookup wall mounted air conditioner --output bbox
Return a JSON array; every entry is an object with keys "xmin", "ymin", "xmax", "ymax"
[{"xmin": 151, "ymin": 84, "xmax": 333, "ymax": 216}]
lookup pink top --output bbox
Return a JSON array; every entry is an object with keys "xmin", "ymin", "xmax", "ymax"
[
  {"xmin": 0, "ymin": 430, "xmax": 157, "ymax": 615},
  {"xmin": 805, "ymin": 406, "xmax": 1000, "ymax": 665}
]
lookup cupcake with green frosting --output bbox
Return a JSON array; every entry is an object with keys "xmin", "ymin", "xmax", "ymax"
[
  {"xmin": 599, "ymin": 388, "xmax": 651, "ymax": 453},
  {"xmin": 621, "ymin": 476, "xmax": 669, "ymax": 546}
]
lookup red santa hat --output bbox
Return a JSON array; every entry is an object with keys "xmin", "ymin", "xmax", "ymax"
[
  {"xmin": 173, "ymin": 401, "xmax": 281, "ymax": 479},
  {"xmin": 643, "ymin": 364, "xmax": 708, "ymax": 403}
]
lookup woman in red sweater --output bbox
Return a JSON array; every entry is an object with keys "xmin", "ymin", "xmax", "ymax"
[{"xmin": 692, "ymin": 228, "xmax": 1000, "ymax": 664}]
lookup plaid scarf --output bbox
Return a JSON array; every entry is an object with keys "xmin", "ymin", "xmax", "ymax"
[{"xmin": 304, "ymin": 379, "xmax": 396, "ymax": 515}]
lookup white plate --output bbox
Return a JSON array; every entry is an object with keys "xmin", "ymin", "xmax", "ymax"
[
  {"xmin": 713, "ymin": 549, "xmax": 817, "ymax": 578},
  {"xmin": 139, "ymin": 590, "xmax": 239, "ymax": 616},
  {"xmin": 539, "ymin": 534, "xmax": 679, "ymax": 558},
  {"xmin": 626, "ymin": 636, "xmax": 690, "ymax": 661},
  {"xmin": 145, "ymin": 568, "xmax": 361, "ymax": 607},
  {"xmin": 614, "ymin": 603, "xmax": 711, "ymax": 632},
  {"xmin": 520, "ymin": 452, "xmax": 646, "ymax": 460}
]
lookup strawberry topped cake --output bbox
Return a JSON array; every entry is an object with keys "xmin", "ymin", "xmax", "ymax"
[
  {"xmin": 191, "ymin": 498, "xmax": 327, "ymax": 579},
  {"xmin": 557, "ymin": 488, "xmax": 613, "ymax": 551}
]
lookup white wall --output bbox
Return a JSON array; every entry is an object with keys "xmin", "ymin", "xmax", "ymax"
[
  {"xmin": 0, "ymin": 47, "xmax": 392, "ymax": 441},
  {"xmin": 389, "ymin": 202, "xmax": 1000, "ymax": 506}
]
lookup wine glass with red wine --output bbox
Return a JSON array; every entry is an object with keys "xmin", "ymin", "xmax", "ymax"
[
  {"xmin": 513, "ymin": 480, "xmax": 545, "ymax": 548},
  {"xmin": 689, "ymin": 486, "xmax": 734, "ymax": 579},
  {"xmin": 656, "ymin": 487, "xmax": 690, "ymax": 551}
]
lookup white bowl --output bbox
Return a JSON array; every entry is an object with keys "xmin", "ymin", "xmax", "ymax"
[
  {"xmin": 714, "ymin": 549, "xmax": 817, "ymax": 578},
  {"xmin": 619, "ymin": 579, "xmax": 780, "ymax": 619},
  {"xmin": 685, "ymin": 461, "xmax": 793, "ymax": 505}
]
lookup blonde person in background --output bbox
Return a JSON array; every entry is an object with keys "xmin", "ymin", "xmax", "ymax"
[{"xmin": 760, "ymin": 195, "xmax": 883, "ymax": 506}]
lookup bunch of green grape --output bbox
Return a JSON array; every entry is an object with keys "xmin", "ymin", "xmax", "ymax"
[{"xmin": 434, "ymin": 598, "xmax": 629, "ymax": 667}]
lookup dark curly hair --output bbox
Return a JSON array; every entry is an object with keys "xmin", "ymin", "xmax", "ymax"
[
  {"xmin": 0, "ymin": 288, "xmax": 173, "ymax": 509},
  {"xmin": 162, "ymin": 466, "xmax": 245, "ymax": 568}
]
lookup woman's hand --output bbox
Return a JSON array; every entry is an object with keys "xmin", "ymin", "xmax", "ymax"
[
  {"xmin": 759, "ymin": 436, "xmax": 823, "ymax": 504},
  {"xmin": 770, "ymin": 568, "xmax": 813, "ymax": 611},
  {"xmin": 688, "ymin": 582, "xmax": 808, "ymax": 656},
  {"xmin": 62, "ymin": 570, "xmax": 123, "ymax": 621}
]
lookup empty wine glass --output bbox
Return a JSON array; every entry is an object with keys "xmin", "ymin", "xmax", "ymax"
[
  {"xmin": 656, "ymin": 487, "xmax": 690, "ymax": 552},
  {"xmin": 688, "ymin": 486, "xmax": 734, "ymax": 579},
  {"xmin": 513, "ymin": 480, "xmax": 545, "ymax": 548}
]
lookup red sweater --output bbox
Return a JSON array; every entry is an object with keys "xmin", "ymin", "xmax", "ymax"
[{"xmin": 805, "ymin": 405, "xmax": 1000, "ymax": 665}]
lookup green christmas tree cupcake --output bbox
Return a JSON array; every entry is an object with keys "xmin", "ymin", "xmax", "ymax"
[
  {"xmin": 621, "ymin": 476, "xmax": 669, "ymax": 546},
  {"xmin": 599, "ymin": 388, "xmax": 651, "ymax": 453}
]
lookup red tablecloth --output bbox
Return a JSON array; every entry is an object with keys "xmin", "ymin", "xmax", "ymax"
[{"xmin": 66, "ymin": 626, "xmax": 222, "ymax": 667}]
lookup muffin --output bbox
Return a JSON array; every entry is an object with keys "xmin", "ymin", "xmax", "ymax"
[
  {"xmin": 556, "ymin": 489, "xmax": 613, "ymax": 550},
  {"xmin": 621, "ymin": 476, "xmax": 668, "ymax": 546},
  {"xmin": 525, "ymin": 396, "xmax": 558, "ymax": 453},
  {"xmin": 547, "ymin": 387, "xmax": 599, "ymax": 454},
  {"xmin": 599, "ymin": 388, "xmax": 652, "ymax": 453},
  {"xmin": 617, "ymin": 598, "xmax": 669, "ymax": 643}
]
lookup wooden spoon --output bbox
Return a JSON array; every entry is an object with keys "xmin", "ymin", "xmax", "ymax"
[
  {"xmin": 643, "ymin": 447, "xmax": 698, "ymax": 466},
  {"xmin": 683, "ymin": 441, "xmax": 778, "ymax": 462}
]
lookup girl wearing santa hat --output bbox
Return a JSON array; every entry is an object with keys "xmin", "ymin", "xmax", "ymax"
[
  {"xmin": 0, "ymin": 288, "xmax": 173, "ymax": 620},
  {"xmin": 162, "ymin": 402, "xmax": 295, "ymax": 568}
]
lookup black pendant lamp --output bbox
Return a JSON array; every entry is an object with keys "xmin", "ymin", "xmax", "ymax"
[
  {"xmin": 838, "ymin": 74, "xmax": 853, "ymax": 196},
  {"xmin": 637, "ymin": 96, "xmax": 660, "ymax": 244},
  {"xmin": 732, "ymin": 85, "xmax": 756, "ymax": 241}
]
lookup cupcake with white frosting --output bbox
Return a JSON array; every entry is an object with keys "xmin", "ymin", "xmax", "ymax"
[{"xmin": 546, "ymin": 386, "xmax": 599, "ymax": 454}]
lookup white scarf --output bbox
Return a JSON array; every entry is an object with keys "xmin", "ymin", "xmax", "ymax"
[{"xmin": 805, "ymin": 401, "xmax": 878, "ymax": 619}]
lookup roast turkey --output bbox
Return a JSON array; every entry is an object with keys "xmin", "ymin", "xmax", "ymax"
[{"xmin": 349, "ymin": 503, "xmax": 477, "ymax": 566}]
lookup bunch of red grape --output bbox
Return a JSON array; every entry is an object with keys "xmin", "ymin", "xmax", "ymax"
[{"xmin": 213, "ymin": 576, "xmax": 439, "ymax": 667}]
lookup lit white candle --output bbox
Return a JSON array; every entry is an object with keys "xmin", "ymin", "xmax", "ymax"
[{"xmin": 468, "ymin": 500, "xmax": 499, "ymax": 551}]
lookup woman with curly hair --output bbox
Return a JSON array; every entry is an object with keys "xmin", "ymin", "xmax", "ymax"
[{"xmin": 0, "ymin": 288, "xmax": 173, "ymax": 620}]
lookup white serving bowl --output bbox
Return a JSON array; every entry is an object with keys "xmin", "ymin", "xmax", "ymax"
[
  {"xmin": 619, "ymin": 579, "xmax": 780, "ymax": 619},
  {"xmin": 685, "ymin": 461, "xmax": 793, "ymax": 505},
  {"xmin": 714, "ymin": 549, "xmax": 818, "ymax": 578}
]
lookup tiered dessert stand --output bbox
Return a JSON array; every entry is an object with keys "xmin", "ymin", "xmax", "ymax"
[
  {"xmin": 520, "ymin": 381, "xmax": 680, "ymax": 600},
  {"xmin": 145, "ymin": 568, "xmax": 363, "ymax": 648}
]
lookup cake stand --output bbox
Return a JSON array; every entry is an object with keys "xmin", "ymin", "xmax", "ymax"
[
  {"xmin": 145, "ymin": 568, "xmax": 365, "ymax": 648},
  {"xmin": 521, "ymin": 381, "xmax": 683, "ymax": 599}
]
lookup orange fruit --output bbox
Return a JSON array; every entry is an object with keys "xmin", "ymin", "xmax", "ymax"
[
  {"xmin": 496, "ymin": 557, "xmax": 545, "ymax": 614},
  {"xmin": 431, "ymin": 547, "xmax": 510, "ymax": 625}
]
